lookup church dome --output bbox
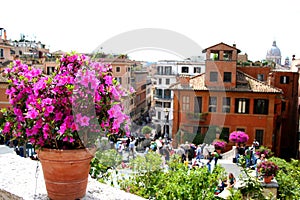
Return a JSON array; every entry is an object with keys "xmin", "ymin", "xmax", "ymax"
[
  {"xmin": 267, "ymin": 41, "xmax": 281, "ymax": 57},
  {"xmin": 266, "ymin": 41, "xmax": 282, "ymax": 65}
]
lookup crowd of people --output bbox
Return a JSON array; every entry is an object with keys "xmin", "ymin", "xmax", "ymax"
[{"xmin": 234, "ymin": 139, "xmax": 260, "ymax": 169}]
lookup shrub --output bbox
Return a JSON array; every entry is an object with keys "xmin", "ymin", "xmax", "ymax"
[{"xmin": 118, "ymin": 153, "xmax": 225, "ymax": 199}]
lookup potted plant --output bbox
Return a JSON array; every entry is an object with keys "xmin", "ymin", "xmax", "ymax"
[
  {"xmin": 255, "ymin": 146, "xmax": 274, "ymax": 159},
  {"xmin": 212, "ymin": 140, "xmax": 227, "ymax": 153},
  {"xmin": 257, "ymin": 161, "xmax": 279, "ymax": 183},
  {"xmin": 229, "ymin": 131, "xmax": 249, "ymax": 145},
  {"xmin": 0, "ymin": 53, "xmax": 132, "ymax": 199}
]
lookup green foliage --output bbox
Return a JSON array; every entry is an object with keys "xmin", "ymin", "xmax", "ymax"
[
  {"xmin": 141, "ymin": 126, "xmax": 152, "ymax": 135},
  {"xmin": 203, "ymin": 125, "xmax": 218, "ymax": 145},
  {"xmin": 269, "ymin": 157, "xmax": 300, "ymax": 199},
  {"xmin": 90, "ymin": 149, "xmax": 122, "ymax": 183},
  {"xmin": 118, "ymin": 153, "xmax": 225, "ymax": 199},
  {"xmin": 192, "ymin": 132, "xmax": 205, "ymax": 145},
  {"xmin": 238, "ymin": 156, "xmax": 265, "ymax": 199},
  {"xmin": 129, "ymin": 151, "xmax": 162, "ymax": 172}
]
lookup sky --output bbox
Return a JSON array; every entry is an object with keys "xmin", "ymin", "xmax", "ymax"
[{"xmin": 1, "ymin": 0, "xmax": 300, "ymax": 62}]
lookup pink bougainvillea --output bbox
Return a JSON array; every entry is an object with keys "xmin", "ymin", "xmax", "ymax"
[
  {"xmin": 1, "ymin": 52, "xmax": 132, "ymax": 149},
  {"xmin": 229, "ymin": 131, "xmax": 249, "ymax": 144}
]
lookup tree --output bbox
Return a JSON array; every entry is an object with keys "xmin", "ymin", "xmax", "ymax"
[{"xmin": 142, "ymin": 126, "xmax": 152, "ymax": 135}]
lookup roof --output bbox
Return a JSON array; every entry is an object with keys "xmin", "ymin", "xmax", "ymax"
[
  {"xmin": 170, "ymin": 71, "xmax": 282, "ymax": 94},
  {"xmin": 202, "ymin": 42, "xmax": 241, "ymax": 53}
]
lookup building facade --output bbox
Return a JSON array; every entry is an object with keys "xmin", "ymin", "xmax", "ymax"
[
  {"xmin": 171, "ymin": 42, "xmax": 299, "ymax": 158},
  {"xmin": 153, "ymin": 59, "xmax": 205, "ymax": 140}
]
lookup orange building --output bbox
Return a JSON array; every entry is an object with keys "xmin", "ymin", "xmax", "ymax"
[{"xmin": 171, "ymin": 42, "xmax": 299, "ymax": 158}]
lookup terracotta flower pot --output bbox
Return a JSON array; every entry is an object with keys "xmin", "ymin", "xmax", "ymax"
[
  {"xmin": 38, "ymin": 148, "xmax": 94, "ymax": 200},
  {"xmin": 263, "ymin": 176, "xmax": 273, "ymax": 184}
]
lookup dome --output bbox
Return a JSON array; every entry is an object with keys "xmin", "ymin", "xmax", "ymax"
[{"xmin": 267, "ymin": 41, "xmax": 281, "ymax": 57}]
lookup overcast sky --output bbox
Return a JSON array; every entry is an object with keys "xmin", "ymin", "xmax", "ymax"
[{"xmin": 1, "ymin": 0, "xmax": 299, "ymax": 62}]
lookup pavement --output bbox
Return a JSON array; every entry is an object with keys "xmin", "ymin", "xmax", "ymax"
[{"xmin": 0, "ymin": 145, "xmax": 15, "ymax": 155}]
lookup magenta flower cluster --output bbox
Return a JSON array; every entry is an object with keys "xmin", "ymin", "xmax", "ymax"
[
  {"xmin": 229, "ymin": 131, "xmax": 249, "ymax": 144},
  {"xmin": 1, "ymin": 53, "xmax": 132, "ymax": 149},
  {"xmin": 213, "ymin": 140, "xmax": 227, "ymax": 150},
  {"xmin": 257, "ymin": 161, "xmax": 279, "ymax": 177}
]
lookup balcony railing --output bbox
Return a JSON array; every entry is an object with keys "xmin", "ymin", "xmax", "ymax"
[
  {"xmin": 155, "ymin": 72, "xmax": 177, "ymax": 76},
  {"xmin": 185, "ymin": 112, "xmax": 208, "ymax": 121},
  {"xmin": 154, "ymin": 95, "xmax": 172, "ymax": 100}
]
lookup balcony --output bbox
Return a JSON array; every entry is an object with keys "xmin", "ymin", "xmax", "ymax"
[
  {"xmin": 155, "ymin": 72, "xmax": 177, "ymax": 76},
  {"xmin": 154, "ymin": 95, "xmax": 172, "ymax": 100},
  {"xmin": 185, "ymin": 112, "xmax": 208, "ymax": 121}
]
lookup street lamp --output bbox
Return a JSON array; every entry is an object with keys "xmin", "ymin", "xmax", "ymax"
[{"xmin": 163, "ymin": 108, "xmax": 169, "ymax": 141}]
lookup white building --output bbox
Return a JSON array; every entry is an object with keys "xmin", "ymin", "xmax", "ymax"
[{"xmin": 152, "ymin": 59, "xmax": 205, "ymax": 140}]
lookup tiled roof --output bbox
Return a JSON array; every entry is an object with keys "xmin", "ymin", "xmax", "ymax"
[{"xmin": 170, "ymin": 71, "xmax": 282, "ymax": 94}]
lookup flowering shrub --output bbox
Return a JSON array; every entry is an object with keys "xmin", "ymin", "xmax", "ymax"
[
  {"xmin": 257, "ymin": 161, "xmax": 279, "ymax": 177},
  {"xmin": 0, "ymin": 52, "xmax": 132, "ymax": 149},
  {"xmin": 212, "ymin": 140, "xmax": 227, "ymax": 150},
  {"xmin": 229, "ymin": 131, "xmax": 249, "ymax": 144},
  {"xmin": 255, "ymin": 146, "xmax": 273, "ymax": 158}
]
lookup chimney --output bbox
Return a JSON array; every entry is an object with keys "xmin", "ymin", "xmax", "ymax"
[
  {"xmin": 4, "ymin": 29, "xmax": 7, "ymax": 40},
  {"xmin": 233, "ymin": 43, "xmax": 236, "ymax": 48}
]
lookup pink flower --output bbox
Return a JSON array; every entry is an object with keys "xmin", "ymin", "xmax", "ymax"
[
  {"xmin": 129, "ymin": 87, "xmax": 135, "ymax": 93},
  {"xmin": 104, "ymin": 75, "xmax": 113, "ymax": 85},
  {"xmin": 25, "ymin": 109, "xmax": 39, "ymax": 119},
  {"xmin": 80, "ymin": 116, "xmax": 90, "ymax": 127},
  {"xmin": 1, "ymin": 53, "xmax": 131, "ymax": 150}
]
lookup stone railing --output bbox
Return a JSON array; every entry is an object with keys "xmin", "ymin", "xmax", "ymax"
[{"xmin": 221, "ymin": 146, "xmax": 236, "ymax": 160}]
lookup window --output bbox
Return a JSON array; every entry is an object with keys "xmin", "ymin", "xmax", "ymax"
[
  {"xmin": 116, "ymin": 67, "xmax": 120, "ymax": 72},
  {"xmin": 194, "ymin": 67, "xmax": 201, "ymax": 73},
  {"xmin": 254, "ymin": 99, "xmax": 269, "ymax": 114},
  {"xmin": 165, "ymin": 66, "xmax": 172, "ymax": 75},
  {"xmin": 127, "ymin": 67, "xmax": 131, "ymax": 72},
  {"xmin": 10, "ymin": 49, "xmax": 15, "ymax": 55},
  {"xmin": 158, "ymin": 111, "xmax": 161, "ymax": 120},
  {"xmin": 164, "ymin": 102, "xmax": 171, "ymax": 108},
  {"xmin": 194, "ymin": 97, "xmax": 202, "ymax": 113},
  {"xmin": 223, "ymin": 72, "xmax": 232, "ymax": 82},
  {"xmin": 223, "ymin": 51, "xmax": 232, "ymax": 61},
  {"xmin": 128, "ymin": 77, "xmax": 130, "ymax": 84},
  {"xmin": 210, "ymin": 72, "xmax": 218, "ymax": 82},
  {"xmin": 130, "ymin": 99, "xmax": 134, "ymax": 105},
  {"xmin": 222, "ymin": 97, "xmax": 230, "ymax": 113},
  {"xmin": 136, "ymin": 94, "xmax": 140, "ymax": 102},
  {"xmin": 235, "ymin": 98, "xmax": 249, "ymax": 114},
  {"xmin": 47, "ymin": 66, "xmax": 55, "ymax": 75},
  {"xmin": 220, "ymin": 127, "xmax": 230, "ymax": 142},
  {"xmin": 182, "ymin": 96, "xmax": 190, "ymax": 111},
  {"xmin": 159, "ymin": 78, "xmax": 162, "ymax": 84},
  {"xmin": 237, "ymin": 128, "xmax": 245, "ymax": 132},
  {"xmin": 280, "ymin": 76, "xmax": 289, "ymax": 84},
  {"xmin": 156, "ymin": 89, "xmax": 163, "ymax": 98},
  {"xmin": 116, "ymin": 77, "xmax": 122, "ymax": 84},
  {"xmin": 255, "ymin": 129, "xmax": 264, "ymax": 145},
  {"xmin": 181, "ymin": 66, "xmax": 189, "ymax": 73},
  {"xmin": 155, "ymin": 101, "xmax": 162, "ymax": 107},
  {"xmin": 257, "ymin": 74, "xmax": 264, "ymax": 81},
  {"xmin": 147, "ymin": 88, "xmax": 150, "ymax": 94},
  {"xmin": 157, "ymin": 66, "xmax": 163, "ymax": 74},
  {"xmin": 166, "ymin": 78, "xmax": 170, "ymax": 85},
  {"xmin": 164, "ymin": 89, "xmax": 171, "ymax": 99},
  {"xmin": 208, "ymin": 97, "xmax": 217, "ymax": 112},
  {"xmin": 0, "ymin": 49, "xmax": 3, "ymax": 58},
  {"xmin": 210, "ymin": 52, "xmax": 219, "ymax": 60}
]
